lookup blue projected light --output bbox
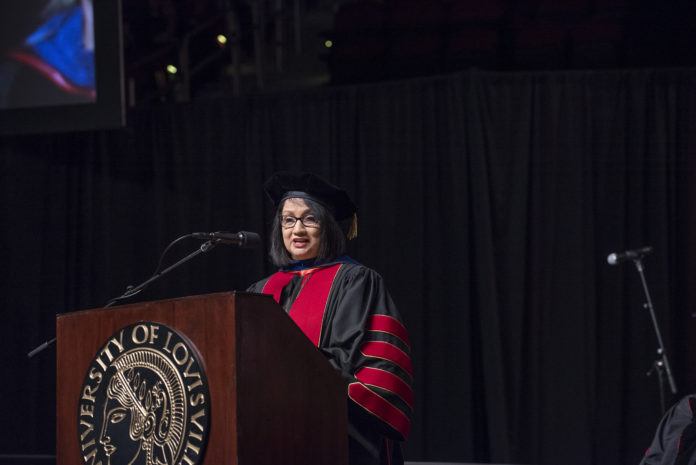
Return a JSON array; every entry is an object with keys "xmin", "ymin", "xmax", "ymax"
[
  {"xmin": 0, "ymin": 0, "xmax": 125, "ymax": 134},
  {"xmin": 26, "ymin": 5, "xmax": 95, "ymax": 88},
  {"xmin": 0, "ymin": 1, "xmax": 98, "ymax": 109}
]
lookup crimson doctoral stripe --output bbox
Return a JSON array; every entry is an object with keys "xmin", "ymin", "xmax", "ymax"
[
  {"xmin": 366, "ymin": 315, "xmax": 410, "ymax": 347},
  {"xmin": 355, "ymin": 366, "xmax": 414, "ymax": 408},
  {"xmin": 261, "ymin": 264, "xmax": 343, "ymax": 346},
  {"xmin": 361, "ymin": 341, "xmax": 413, "ymax": 378},
  {"xmin": 287, "ymin": 264, "xmax": 343, "ymax": 346},
  {"xmin": 261, "ymin": 271, "xmax": 296, "ymax": 303},
  {"xmin": 349, "ymin": 382, "xmax": 411, "ymax": 438}
]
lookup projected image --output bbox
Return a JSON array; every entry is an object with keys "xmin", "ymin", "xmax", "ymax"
[{"xmin": 0, "ymin": 0, "xmax": 96, "ymax": 109}]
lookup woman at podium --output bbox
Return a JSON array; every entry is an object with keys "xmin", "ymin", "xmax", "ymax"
[{"xmin": 248, "ymin": 172, "xmax": 413, "ymax": 465}]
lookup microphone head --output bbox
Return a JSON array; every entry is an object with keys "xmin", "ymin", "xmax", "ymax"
[
  {"xmin": 638, "ymin": 246, "xmax": 654, "ymax": 255},
  {"xmin": 239, "ymin": 231, "xmax": 262, "ymax": 248},
  {"xmin": 606, "ymin": 245, "xmax": 653, "ymax": 266}
]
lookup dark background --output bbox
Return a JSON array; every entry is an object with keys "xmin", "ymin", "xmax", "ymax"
[{"xmin": 2, "ymin": 1, "xmax": 696, "ymax": 465}]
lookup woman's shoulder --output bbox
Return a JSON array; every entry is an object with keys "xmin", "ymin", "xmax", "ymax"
[{"xmin": 333, "ymin": 259, "xmax": 385, "ymax": 284}]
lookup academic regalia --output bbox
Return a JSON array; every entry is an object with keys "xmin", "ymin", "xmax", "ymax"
[
  {"xmin": 640, "ymin": 395, "xmax": 696, "ymax": 465},
  {"xmin": 248, "ymin": 256, "xmax": 413, "ymax": 465}
]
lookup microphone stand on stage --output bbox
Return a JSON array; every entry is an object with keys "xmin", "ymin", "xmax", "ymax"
[
  {"xmin": 633, "ymin": 257, "xmax": 678, "ymax": 414},
  {"xmin": 609, "ymin": 246, "xmax": 678, "ymax": 414}
]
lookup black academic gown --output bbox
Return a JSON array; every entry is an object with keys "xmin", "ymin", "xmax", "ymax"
[
  {"xmin": 640, "ymin": 396, "xmax": 696, "ymax": 465},
  {"xmin": 248, "ymin": 257, "xmax": 413, "ymax": 465}
]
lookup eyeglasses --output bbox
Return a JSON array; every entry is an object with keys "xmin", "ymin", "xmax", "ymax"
[{"xmin": 280, "ymin": 214, "xmax": 320, "ymax": 229}]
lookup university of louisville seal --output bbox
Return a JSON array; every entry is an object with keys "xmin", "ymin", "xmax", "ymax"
[{"xmin": 77, "ymin": 322, "xmax": 210, "ymax": 465}]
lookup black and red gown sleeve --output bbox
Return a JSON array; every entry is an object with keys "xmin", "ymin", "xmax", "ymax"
[{"xmin": 319, "ymin": 265, "xmax": 413, "ymax": 444}]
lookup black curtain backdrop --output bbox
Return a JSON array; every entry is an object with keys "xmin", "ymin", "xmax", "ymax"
[{"xmin": 1, "ymin": 67, "xmax": 696, "ymax": 465}]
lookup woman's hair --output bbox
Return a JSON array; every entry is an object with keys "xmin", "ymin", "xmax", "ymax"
[{"xmin": 269, "ymin": 197, "xmax": 347, "ymax": 267}]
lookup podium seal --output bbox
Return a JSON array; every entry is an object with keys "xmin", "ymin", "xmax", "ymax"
[{"xmin": 77, "ymin": 322, "xmax": 210, "ymax": 465}]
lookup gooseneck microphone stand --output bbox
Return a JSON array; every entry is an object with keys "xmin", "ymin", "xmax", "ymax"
[
  {"xmin": 26, "ymin": 233, "xmax": 239, "ymax": 358},
  {"xmin": 103, "ymin": 237, "xmax": 218, "ymax": 308},
  {"xmin": 633, "ymin": 257, "xmax": 678, "ymax": 414}
]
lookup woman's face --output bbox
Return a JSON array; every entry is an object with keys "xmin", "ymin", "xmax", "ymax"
[{"xmin": 281, "ymin": 198, "xmax": 321, "ymax": 260}]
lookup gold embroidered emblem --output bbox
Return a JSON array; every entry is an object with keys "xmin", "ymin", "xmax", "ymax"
[{"xmin": 77, "ymin": 323, "xmax": 209, "ymax": 465}]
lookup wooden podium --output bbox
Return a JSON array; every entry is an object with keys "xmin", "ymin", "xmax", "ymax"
[{"xmin": 56, "ymin": 291, "xmax": 348, "ymax": 465}]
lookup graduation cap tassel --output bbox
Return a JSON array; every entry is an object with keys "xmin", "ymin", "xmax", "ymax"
[{"xmin": 347, "ymin": 213, "xmax": 358, "ymax": 240}]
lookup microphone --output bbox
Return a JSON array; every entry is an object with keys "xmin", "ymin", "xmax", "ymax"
[
  {"xmin": 607, "ymin": 246, "xmax": 653, "ymax": 265},
  {"xmin": 191, "ymin": 231, "xmax": 261, "ymax": 248}
]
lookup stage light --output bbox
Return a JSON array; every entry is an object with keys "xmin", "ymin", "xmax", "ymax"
[
  {"xmin": 166, "ymin": 64, "xmax": 178, "ymax": 75},
  {"xmin": 217, "ymin": 34, "xmax": 228, "ymax": 46},
  {"xmin": 324, "ymin": 40, "xmax": 333, "ymax": 48}
]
